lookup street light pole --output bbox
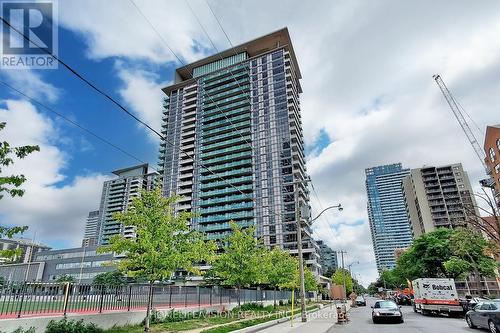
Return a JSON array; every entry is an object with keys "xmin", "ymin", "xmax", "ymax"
[
  {"xmin": 293, "ymin": 178, "xmax": 343, "ymax": 322},
  {"xmin": 294, "ymin": 183, "xmax": 307, "ymax": 323}
]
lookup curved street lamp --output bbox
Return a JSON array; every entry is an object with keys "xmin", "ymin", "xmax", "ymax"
[{"xmin": 310, "ymin": 204, "xmax": 343, "ymax": 223}]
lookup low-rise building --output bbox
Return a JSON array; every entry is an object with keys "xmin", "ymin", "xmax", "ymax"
[
  {"xmin": 0, "ymin": 246, "xmax": 116, "ymax": 284},
  {"xmin": 0, "ymin": 238, "xmax": 51, "ymax": 264}
]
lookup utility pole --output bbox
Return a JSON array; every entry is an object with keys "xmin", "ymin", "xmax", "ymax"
[
  {"xmin": 293, "ymin": 177, "xmax": 343, "ymax": 322},
  {"xmin": 337, "ymin": 250, "xmax": 347, "ymax": 303},
  {"xmin": 294, "ymin": 182, "xmax": 307, "ymax": 323}
]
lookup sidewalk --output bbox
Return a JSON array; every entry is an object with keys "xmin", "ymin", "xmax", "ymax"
[{"xmin": 244, "ymin": 302, "xmax": 349, "ymax": 333}]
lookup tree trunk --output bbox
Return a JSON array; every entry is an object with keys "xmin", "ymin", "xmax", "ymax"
[
  {"xmin": 144, "ymin": 283, "xmax": 153, "ymax": 331},
  {"xmin": 474, "ymin": 267, "xmax": 483, "ymax": 297},
  {"xmin": 273, "ymin": 287, "xmax": 277, "ymax": 308},
  {"xmin": 237, "ymin": 286, "xmax": 241, "ymax": 307}
]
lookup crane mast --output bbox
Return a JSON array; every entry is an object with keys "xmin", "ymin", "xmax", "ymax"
[{"xmin": 433, "ymin": 74, "xmax": 487, "ymax": 170}]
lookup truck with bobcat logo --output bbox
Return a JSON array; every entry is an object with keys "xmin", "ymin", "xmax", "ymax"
[{"xmin": 412, "ymin": 278, "xmax": 463, "ymax": 316}]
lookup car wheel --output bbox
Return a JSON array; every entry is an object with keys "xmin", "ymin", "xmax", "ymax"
[
  {"xmin": 466, "ymin": 315, "xmax": 476, "ymax": 329},
  {"xmin": 489, "ymin": 320, "xmax": 498, "ymax": 333},
  {"xmin": 372, "ymin": 318, "xmax": 378, "ymax": 324}
]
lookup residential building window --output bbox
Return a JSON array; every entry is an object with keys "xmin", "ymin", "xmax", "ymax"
[
  {"xmin": 497, "ymin": 138, "xmax": 500, "ymax": 151},
  {"xmin": 490, "ymin": 148, "xmax": 496, "ymax": 162},
  {"xmin": 495, "ymin": 164, "xmax": 500, "ymax": 174}
]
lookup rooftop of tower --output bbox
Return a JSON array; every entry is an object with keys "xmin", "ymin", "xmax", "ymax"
[{"xmin": 162, "ymin": 27, "xmax": 301, "ymax": 95}]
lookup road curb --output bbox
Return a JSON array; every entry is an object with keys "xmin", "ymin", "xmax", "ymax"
[{"xmin": 228, "ymin": 306, "xmax": 323, "ymax": 333}]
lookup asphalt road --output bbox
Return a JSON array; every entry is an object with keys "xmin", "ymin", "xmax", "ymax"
[{"xmin": 335, "ymin": 297, "xmax": 472, "ymax": 333}]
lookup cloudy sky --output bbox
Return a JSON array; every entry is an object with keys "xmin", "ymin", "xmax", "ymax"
[{"xmin": 1, "ymin": 0, "xmax": 500, "ymax": 285}]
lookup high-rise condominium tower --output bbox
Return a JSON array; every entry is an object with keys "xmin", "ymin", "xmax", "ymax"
[
  {"xmin": 82, "ymin": 210, "xmax": 100, "ymax": 247},
  {"xmin": 157, "ymin": 28, "xmax": 321, "ymax": 274},
  {"xmin": 483, "ymin": 125, "xmax": 500, "ymax": 209},
  {"xmin": 402, "ymin": 163, "xmax": 479, "ymax": 237},
  {"xmin": 365, "ymin": 163, "xmax": 413, "ymax": 273},
  {"xmin": 98, "ymin": 164, "xmax": 157, "ymax": 245}
]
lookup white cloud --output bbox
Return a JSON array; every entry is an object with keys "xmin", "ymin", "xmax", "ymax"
[
  {"xmin": 58, "ymin": 0, "xmax": 215, "ymax": 64},
  {"xmin": 0, "ymin": 100, "xmax": 108, "ymax": 247},
  {"xmin": 1, "ymin": 70, "xmax": 61, "ymax": 103},
  {"xmin": 115, "ymin": 63, "xmax": 170, "ymax": 141}
]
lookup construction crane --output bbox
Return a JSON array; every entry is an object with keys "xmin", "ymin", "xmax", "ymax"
[{"xmin": 433, "ymin": 74, "xmax": 494, "ymax": 188}]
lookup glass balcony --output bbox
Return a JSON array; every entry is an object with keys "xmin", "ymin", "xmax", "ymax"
[
  {"xmin": 202, "ymin": 120, "xmax": 251, "ymax": 138},
  {"xmin": 200, "ymin": 175, "xmax": 253, "ymax": 190},
  {"xmin": 204, "ymin": 77, "xmax": 249, "ymax": 96},
  {"xmin": 203, "ymin": 113, "xmax": 251, "ymax": 131},
  {"xmin": 199, "ymin": 184, "xmax": 253, "ymax": 198},
  {"xmin": 203, "ymin": 151, "xmax": 253, "ymax": 166},
  {"xmin": 200, "ymin": 144, "xmax": 251, "ymax": 159},
  {"xmin": 204, "ymin": 93, "xmax": 250, "ymax": 110},
  {"xmin": 198, "ymin": 211, "xmax": 254, "ymax": 223},
  {"xmin": 200, "ymin": 159, "xmax": 252, "ymax": 174},
  {"xmin": 201, "ymin": 136, "xmax": 251, "ymax": 152},
  {"xmin": 204, "ymin": 85, "xmax": 249, "ymax": 103},
  {"xmin": 199, "ymin": 202, "xmax": 253, "ymax": 214},
  {"xmin": 200, "ymin": 167, "xmax": 252, "ymax": 181},
  {"xmin": 202, "ymin": 128, "xmax": 251, "ymax": 146},
  {"xmin": 203, "ymin": 106, "xmax": 251, "ymax": 123},
  {"xmin": 203, "ymin": 68, "xmax": 248, "ymax": 88},
  {"xmin": 203, "ymin": 100, "xmax": 250, "ymax": 118},
  {"xmin": 203, "ymin": 64, "xmax": 247, "ymax": 84},
  {"xmin": 199, "ymin": 220, "xmax": 254, "ymax": 233},
  {"xmin": 199, "ymin": 193, "xmax": 253, "ymax": 206}
]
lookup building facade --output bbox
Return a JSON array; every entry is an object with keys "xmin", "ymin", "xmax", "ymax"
[
  {"xmin": 0, "ymin": 238, "xmax": 51, "ymax": 264},
  {"xmin": 402, "ymin": 163, "xmax": 479, "ymax": 237},
  {"xmin": 98, "ymin": 164, "xmax": 157, "ymax": 245},
  {"xmin": 316, "ymin": 240, "xmax": 337, "ymax": 276},
  {"xmin": 0, "ymin": 246, "xmax": 116, "ymax": 284},
  {"xmin": 82, "ymin": 210, "xmax": 100, "ymax": 247},
  {"xmin": 484, "ymin": 125, "xmax": 500, "ymax": 209},
  {"xmin": 365, "ymin": 163, "xmax": 413, "ymax": 273},
  {"xmin": 157, "ymin": 28, "xmax": 321, "ymax": 274}
]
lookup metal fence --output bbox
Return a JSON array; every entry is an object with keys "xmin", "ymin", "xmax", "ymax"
[{"xmin": 0, "ymin": 283, "xmax": 309, "ymax": 318}]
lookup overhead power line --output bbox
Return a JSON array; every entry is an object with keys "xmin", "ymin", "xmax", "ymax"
[
  {"xmin": 0, "ymin": 17, "xmax": 162, "ymax": 139},
  {"xmin": 0, "ymin": 79, "xmax": 153, "ymax": 169}
]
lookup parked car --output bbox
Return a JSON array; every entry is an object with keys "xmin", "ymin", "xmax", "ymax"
[
  {"xmin": 460, "ymin": 297, "xmax": 488, "ymax": 312},
  {"xmin": 465, "ymin": 300, "xmax": 500, "ymax": 333},
  {"xmin": 395, "ymin": 294, "xmax": 412, "ymax": 306},
  {"xmin": 356, "ymin": 296, "xmax": 366, "ymax": 306},
  {"xmin": 372, "ymin": 300, "xmax": 404, "ymax": 324}
]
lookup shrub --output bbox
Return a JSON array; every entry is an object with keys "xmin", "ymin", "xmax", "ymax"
[
  {"xmin": 45, "ymin": 317, "xmax": 102, "ymax": 333},
  {"xmin": 0, "ymin": 328, "xmax": 36, "ymax": 333},
  {"xmin": 238, "ymin": 303, "xmax": 264, "ymax": 311}
]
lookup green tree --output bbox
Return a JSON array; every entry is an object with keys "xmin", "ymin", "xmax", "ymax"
[
  {"xmin": 92, "ymin": 271, "xmax": 127, "ymax": 287},
  {"xmin": 331, "ymin": 268, "xmax": 353, "ymax": 295},
  {"xmin": 209, "ymin": 222, "xmax": 265, "ymax": 306},
  {"xmin": 0, "ymin": 122, "xmax": 38, "ymax": 260},
  {"xmin": 56, "ymin": 275, "xmax": 75, "ymax": 283},
  {"xmin": 444, "ymin": 228, "xmax": 497, "ymax": 296},
  {"xmin": 100, "ymin": 188, "xmax": 216, "ymax": 331},
  {"xmin": 391, "ymin": 228, "xmax": 453, "ymax": 281},
  {"xmin": 0, "ymin": 122, "xmax": 40, "ymax": 199},
  {"xmin": 262, "ymin": 247, "xmax": 297, "ymax": 307}
]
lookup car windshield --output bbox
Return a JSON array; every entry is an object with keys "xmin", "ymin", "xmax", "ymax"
[
  {"xmin": 356, "ymin": 296, "xmax": 364, "ymax": 301},
  {"xmin": 375, "ymin": 301, "xmax": 397, "ymax": 309}
]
